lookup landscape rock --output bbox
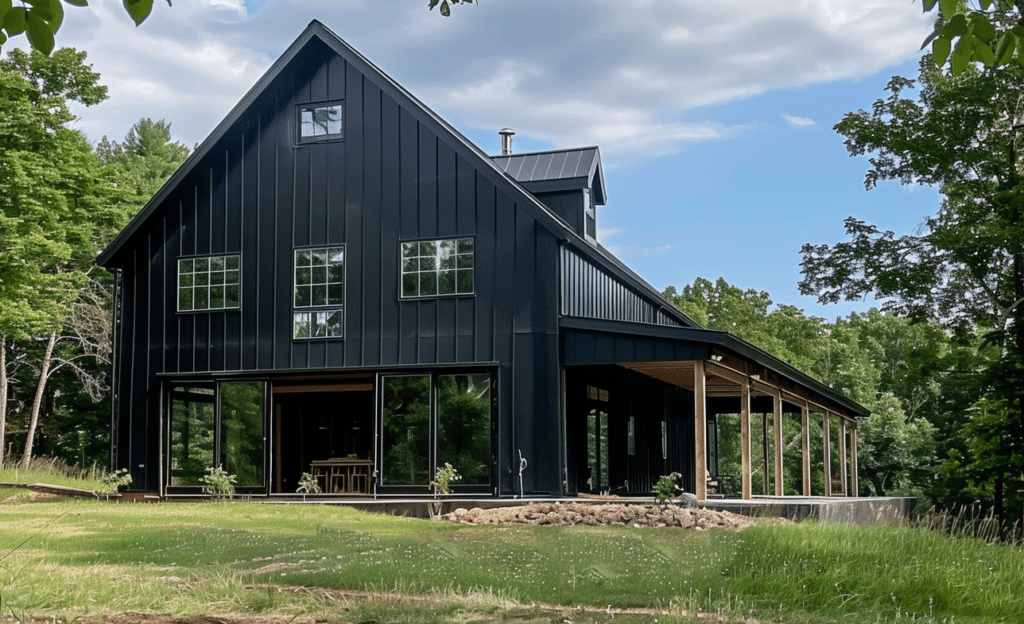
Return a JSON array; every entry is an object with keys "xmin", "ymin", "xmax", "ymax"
[{"xmin": 439, "ymin": 501, "xmax": 757, "ymax": 530}]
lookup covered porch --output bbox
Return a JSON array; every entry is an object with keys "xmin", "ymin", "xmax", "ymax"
[{"xmin": 561, "ymin": 317, "xmax": 868, "ymax": 502}]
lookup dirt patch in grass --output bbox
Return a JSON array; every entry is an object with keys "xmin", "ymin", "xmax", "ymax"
[{"xmin": 440, "ymin": 501, "xmax": 763, "ymax": 530}]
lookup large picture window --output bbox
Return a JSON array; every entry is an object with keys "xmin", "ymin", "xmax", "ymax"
[
  {"xmin": 380, "ymin": 372, "xmax": 492, "ymax": 490},
  {"xmin": 298, "ymin": 102, "xmax": 343, "ymax": 142},
  {"xmin": 169, "ymin": 381, "xmax": 265, "ymax": 489},
  {"xmin": 400, "ymin": 238, "xmax": 473, "ymax": 298},
  {"xmin": 177, "ymin": 255, "xmax": 240, "ymax": 312},
  {"xmin": 293, "ymin": 246, "xmax": 344, "ymax": 339}
]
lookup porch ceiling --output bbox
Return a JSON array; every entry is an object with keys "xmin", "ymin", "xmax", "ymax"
[
  {"xmin": 621, "ymin": 361, "xmax": 772, "ymax": 398},
  {"xmin": 621, "ymin": 357, "xmax": 857, "ymax": 423}
]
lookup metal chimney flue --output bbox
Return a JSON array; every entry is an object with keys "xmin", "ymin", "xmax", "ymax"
[{"xmin": 499, "ymin": 128, "xmax": 515, "ymax": 156}]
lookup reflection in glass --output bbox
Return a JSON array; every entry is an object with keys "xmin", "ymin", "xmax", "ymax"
[
  {"xmin": 220, "ymin": 382, "xmax": 264, "ymax": 488},
  {"xmin": 169, "ymin": 385, "xmax": 215, "ymax": 485},
  {"xmin": 382, "ymin": 376, "xmax": 430, "ymax": 486},
  {"xmin": 438, "ymin": 375, "xmax": 491, "ymax": 485}
]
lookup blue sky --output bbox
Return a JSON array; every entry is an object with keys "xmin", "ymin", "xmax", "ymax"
[{"xmin": 41, "ymin": 0, "xmax": 942, "ymax": 321}]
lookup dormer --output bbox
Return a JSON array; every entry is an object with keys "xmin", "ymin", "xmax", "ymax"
[{"xmin": 492, "ymin": 146, "xmax": 607, "ymax": 245}]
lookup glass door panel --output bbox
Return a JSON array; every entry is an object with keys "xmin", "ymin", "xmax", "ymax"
[
  {"xmin": 169, "ymin": 385, "xmax": 215, "ymax": 486},
  {"xmin": 438, "ymin": 374, "xmax": 491, "ymax": 485},
  {"xmin": 381, "ymin": 375, "xmax": 430, "ymax": 486},
  {"xmin": 220, "ymin": 381, "xmax": 265, "ymax": 488}
]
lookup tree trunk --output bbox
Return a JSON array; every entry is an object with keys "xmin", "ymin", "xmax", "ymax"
[
  {"xmin": 21, "ymin": 330, "xmax": 57, "ymax": 469},
  {"xmin": 0, "ymin": 333, "xmax": 7, "ymax": 466}
]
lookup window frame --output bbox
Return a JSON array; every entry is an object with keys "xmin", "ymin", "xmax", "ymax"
[
  {"xmin": 177, "ymin": 253, "xmax": 241, "ymax": 313},
  {"xmin": 399, "ymin": 237, "xmax": 475, "ymax": 299},
  {"xmin": 296, "ymin": 100, "xmax": 344, "ymax": 144},
  {"xmin": 292, "ymin": 245, "xmax": 345, "ymax": 340}
]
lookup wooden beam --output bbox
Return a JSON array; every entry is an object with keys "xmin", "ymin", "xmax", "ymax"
[
  {"xmin": 741, "ymin": 376, "xmax": 751, "ymax": 500},
  {"xmin": 839, "ymin": 417, "xmax": 848, "ymax": 496},
  {"xmin": 801, "ymin": 403, "xmax": 811, "ymax": 496},
  {"xmin": 823, "ymin": 411, "xmax": 832, "ymax": 497},
  {"xmin": 773, "ymin": 390, "xmax": 784, "ymax": 496},
  {"xmin": 761, "ymin": 413, "xmax": 769, "ymax": 495},
  {"xmin": 851, "ymin": 425, "xmax": 859, "ymax": 496},
  {"xmin": 694, "ymin": 360, "xmax": 707, "ymax": 500}
]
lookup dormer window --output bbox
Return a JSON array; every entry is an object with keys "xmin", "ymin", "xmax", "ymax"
[{"xmin": 298, "ymin": 102, "xmax": 343, "ymax": 143}]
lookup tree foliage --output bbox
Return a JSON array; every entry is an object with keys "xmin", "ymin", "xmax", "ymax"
[
  {"xmin": 0, "ymin": 0, "xmax": 158, "ymax": 56},
  {"xmin": 923, "ymin": 1, "xmax": 1024, "ymax": 75},
  {"xmin": 97, "ymin": 117, "xmax": 189, "ymax": 201},
  {"xmin": 801, "ymin": 52, "xmax": 1024, "ymax": 521},
  {"xmin": 428, "ymin": 0, "xmax": 474, "ymax": 18}
]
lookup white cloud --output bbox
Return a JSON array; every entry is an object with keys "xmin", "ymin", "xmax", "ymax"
[
  {"xmin": 39, "ymin": 0, "xmax": 933, "ymax": 160},
  {"xmin": 782, "ymin": 113, "xmax": 817, "ymax": 127}
]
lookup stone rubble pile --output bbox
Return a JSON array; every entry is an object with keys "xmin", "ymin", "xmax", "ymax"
[{"xmin": 440, "ymin": 501, "xmax": 761, "ymax": 530}]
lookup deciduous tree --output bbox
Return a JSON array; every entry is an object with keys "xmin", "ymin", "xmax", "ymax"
[{"xmin": 801, "ymin": 54, "xmax": 1024, "ymax": 520}]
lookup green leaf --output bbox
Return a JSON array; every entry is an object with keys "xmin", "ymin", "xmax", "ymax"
[
  {"xmin": 969, "ymin": 14, "xmax": 996, "ymax": 43},
  {"xmin": 63, "ymin": 0, "xmax": 89, "ymax": 6},
  {"xmin": 922, "ymin": 0, "xmax": 939, "ymax": 9},
  {"xmin": 921, "ymin": 27, "xmax": 940, "ymax": 50},
  {"xmin": 933, "ymin": 36, "xmax": 952, "ymax": 66},
  {"xmin": 973, "ymin": 39, "xmax": 995, "ymax": 67},
  {"xmin": 0, "ymin": 0, "xmax": 10, "ymax": 26},
  {"xmin": 26, "ymin": 10, "xmax": 54, "ymax": 55},
  {"xmin": 939, "ymin": 0, "xmax": 956, "ymax": 18},
  {"xmin": 951, "ymin": 34, "xmax": 973, "ymax": 75},
  {"xmin": 995, "ymin": 32, "xmax": 1015, "ymax": 65},
  {"xmin": 440, "ymin": 0, "xmax": 450, "ymax": 16},
  {"xmin": 943, "ymin": 14, "xmax": 968, "ymax": 38},
  {"xmin": 4, "ymin": 6, "xmax": 26, "ymax": 35},
  {"xmin": 122, "ymin": 0, "xmax": 152, "ymax": 26}
]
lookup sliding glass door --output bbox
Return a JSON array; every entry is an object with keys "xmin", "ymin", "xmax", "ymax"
[
  {"xmin": 379, "ymin": 372, "xmax": 493, "ymax": 492},
  {"xmin": 167, "ymin": 381, "xmax": 266, "ymax": 492}
]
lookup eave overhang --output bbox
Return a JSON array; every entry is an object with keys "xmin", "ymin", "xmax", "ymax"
[{"xmin": 559, "ymin": 316, "xmax": 870, "ymax": 419}]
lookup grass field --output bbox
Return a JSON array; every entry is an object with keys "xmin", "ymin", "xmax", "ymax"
[{"xmin": 1, "ymin": 497, "xmax": 1023, "ymax": 624}]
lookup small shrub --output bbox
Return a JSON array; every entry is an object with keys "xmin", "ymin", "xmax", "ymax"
[
  {"xmin": 430, "ymin": 463, "xmax": 461, "ymax": 495},
  {"xmin": 653, "ymin": 472, "xmax": 682, "ymax": 503},
  {"xmin": 296, "ymin": 472, "xmax": 321, "ymax": 494},
  {"xmin": 96, "ymin": 468, "xmax": 133, "ymax": 497},
  {"xmin": 200, "ymin": 465, "xmax": 237, "ymax": 500}
]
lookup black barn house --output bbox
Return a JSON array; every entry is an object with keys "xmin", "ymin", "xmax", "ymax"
[{"xmin": 98, "ymin": 22, "xmax": 868, "ymax": 501}]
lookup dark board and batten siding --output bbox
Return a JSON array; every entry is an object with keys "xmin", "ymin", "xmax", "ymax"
[
  {"xmin": 560, "ymin": 245, "xmax": 681, "ymax": 327},
  {"xmin": 110, "ymin": 41, "xmax": 564, "ymax": 493}
]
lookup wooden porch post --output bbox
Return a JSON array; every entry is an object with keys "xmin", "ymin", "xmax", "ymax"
[
  {"xmin": 839, "ymin": 417, "xmax": 848, "ymax": 496},
  {"xmin": 773, "ymin": 392, "xmax": 784, "ymax": 496},
  {"xmin": 740, "ymin": 376, "xmax": 752, "ymax": 500},
  {"xmin": 801, "ymin": 404, "xmax": 811, "ymax": 496},
  {"xmin": 851, "ymin": 425, "xmax": 859, "ymax": 496},
  {"xmin": 694, "ymin": 360, "xmax": 707, "ymax": 500},
  {"xmin": 823, "ymin": 411, "xmax": 832, "ymax": 497},
  {"xmin": 761, "ymin": 414, "xmax": 769, "ymax": 495}
]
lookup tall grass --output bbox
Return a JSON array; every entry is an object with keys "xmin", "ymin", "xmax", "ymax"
[
  {"xmin": 1, "ymin": 500, "xmax": 1022, "ymax": 623},
  {"xmin": 0, "ymin": 456, "xmax": 106, "ymax": 490}
]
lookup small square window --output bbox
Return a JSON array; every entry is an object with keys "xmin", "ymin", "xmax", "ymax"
[
  {"xmin": 298, "ymin": 102, "xmax": 344, "ymax": 143},
  {"xmin": 177, "ymin": 254, "xmax": 241, "ymax": 312}
]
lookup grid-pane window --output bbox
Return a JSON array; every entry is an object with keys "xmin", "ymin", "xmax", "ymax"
[
  {"xmin": 400, "ymin": 238, "xmax": 473, "ymax": 298},
  {"xmin": 299, "ymin": 103, "xmax": 343, "ymax": 141},
  {"xmin": 293, "ymin": 247, "xmax": 343, "ymax": 339},
  {"xmin": 178, "ymin": 255, "xmax": 240, "ymax": 312}
]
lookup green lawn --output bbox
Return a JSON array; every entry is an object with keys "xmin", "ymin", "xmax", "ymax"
[{"xmin": 1, "ymin": 499, "xmax": 1022, "ymax": 624}]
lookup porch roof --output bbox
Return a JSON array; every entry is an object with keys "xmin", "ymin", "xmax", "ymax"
[{"xmin": 560, "ymin": 316, "xmax": 870, "ymax": 419}]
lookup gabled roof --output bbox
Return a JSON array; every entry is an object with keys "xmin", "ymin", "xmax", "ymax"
[
  {"xmin": 96, "ymin": 19, "xmax": 690, "ymax": 325},
  {"xmin": 491, "ymin": 147, "xmax": 607, "ymax": 205}
]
